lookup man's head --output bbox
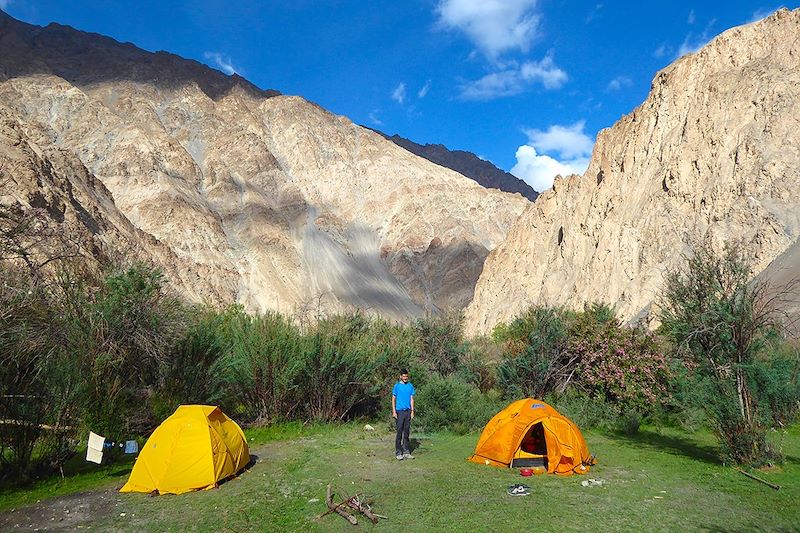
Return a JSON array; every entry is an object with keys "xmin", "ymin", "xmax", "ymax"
[{"xmin": 399, "ymin": 369, "xmax": 409, "ymax": 383}]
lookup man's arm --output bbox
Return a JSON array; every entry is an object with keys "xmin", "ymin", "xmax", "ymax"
[
  {"xmin": 392, "ymin": 394, "xmax": 397, "ymax": 419},
  {"xmin": 410, "ymin": 395, "xmax": 415, "ymax": 419}
]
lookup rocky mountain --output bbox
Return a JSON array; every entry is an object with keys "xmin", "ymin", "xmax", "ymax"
[
  {"xmin": 466, "ymin": 8, "xmax": 800, "ymax": 336},
  {"xmin": 0, "ymin": 10, "xmax": 529, "ymax": 319},
  {"xmin": 371, "ymin": 130, "xmax": 538, "ymax": 201}
]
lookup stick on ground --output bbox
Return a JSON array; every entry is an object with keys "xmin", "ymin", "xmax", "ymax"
[
  {"xmin": 737, "ymin": 468, "xmax": 781, "ymax": 490},
  {"xmin": 347, "ymin": 495, "xmax": 379, "ymax": 524},
  {"xmin": 322, "ymin": 484, "xmax": 358, "ymax": 525}
]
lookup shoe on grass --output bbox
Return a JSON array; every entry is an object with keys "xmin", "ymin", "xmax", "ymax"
[
  {"xmin": 403, "ymin": 453, "xmax": 414, "ymax": 459},
  {"xmin": 396, "ymin": 454, "xmax": 404, "ymax": 460},
  {"xmin": 507, "ymin": 485, "xmax": 530, "ymax": 496}
]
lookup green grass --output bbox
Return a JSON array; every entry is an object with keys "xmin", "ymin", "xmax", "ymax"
[
  {"xmin": 0, "ymin": 421, "xmax": 334, "ymax": 513},
  {"xmin": 3, "ymin": 423, "xmax": 800, "ymax": 531},
  {"xmin": 0, "ymin": 453, "xmax": 136, "ymax": 513}
]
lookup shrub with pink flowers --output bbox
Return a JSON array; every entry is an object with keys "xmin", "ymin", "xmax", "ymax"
[
  {"xmin": 495, "ymin": 303, "xmax": 673, "ymax": 419},
  {"xmin": 571, "ymin": 311, "xmax": 672, "ymax": 414}
]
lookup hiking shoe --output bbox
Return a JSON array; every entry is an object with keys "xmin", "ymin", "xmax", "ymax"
[
  {"xmin": 507, "ymin": 484, "xmax": 530, "ymax": 496},
  {"xmin": 403, "ymin": 453, "xmax": 414, "ymax": 459},
  {"xmin": 396, "ymin": 454, "xmax": 404, "ymax": 460}
]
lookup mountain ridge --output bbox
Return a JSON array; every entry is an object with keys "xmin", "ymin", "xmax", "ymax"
[
  {"xmin": 367, "ymin": 128, "xmax": 538, "ymax": 201},
  {"xmin": 0, "ymin": 9, "xmax": 528, "ymax": 320},
  {"xmin": 465, "ymin": 8, "xmax": 800, "ymax": 335}
]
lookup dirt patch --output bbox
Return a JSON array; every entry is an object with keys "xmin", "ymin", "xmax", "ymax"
[{"xmin": 0, "ymin": 488, "xmax": 121, "ymax": 532}]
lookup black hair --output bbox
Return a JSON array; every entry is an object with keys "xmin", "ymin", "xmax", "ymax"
[{"xmin": 400, "ymin": 368, "xmax": 409, "ymax": 375}]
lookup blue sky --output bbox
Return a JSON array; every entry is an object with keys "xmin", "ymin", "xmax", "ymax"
[{"xmin": 2, "ymin": 1, "xmax": 792, "ymax": 191}]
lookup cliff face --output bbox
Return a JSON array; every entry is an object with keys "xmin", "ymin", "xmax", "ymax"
[
  {"xmin": 374, "ymin": 131, "xmax": 538, "ymax": 201},
  {"xmin": 466, "ymin": 9, "xmax": 800, "ymax": 335},
  {"xmin": 0, "ymin": 11, "xmax": 528, "ymax": 319}
]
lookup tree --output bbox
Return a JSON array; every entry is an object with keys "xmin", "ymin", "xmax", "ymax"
[
  {"xmin": 0, "ymin": 203, "xmax": 87, "ymax": 480},
  {"xmin": 660, "ymin": 241, "xmax": 798, "ymax": 464},
  {"xmin": 494, "ymin": 306, "xmax": 574, "ymax": 399}
]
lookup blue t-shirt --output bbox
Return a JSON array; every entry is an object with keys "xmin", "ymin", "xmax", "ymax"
[{"xmin": 392, "ymin": 381, "xmax": 415, "ymax": 410}]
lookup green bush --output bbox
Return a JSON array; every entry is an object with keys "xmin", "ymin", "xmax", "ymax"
[
  {"xmin": 295, "ymin": 313, "xmax": 382, "ymax": 422},
  {"xmin": 495, "ymin": 306, "xmax": 572, "ymax": 399},
  {"xmin": 69, "ymin": 264, "xmax": 185, "ymax": 436},
  {"xmin": 455, "ymin": 346, "xmax": 496, "ymax": 393},
  {"xmin": 414, "ymin": 311, "xmax": 469, "ymax": 377},
  {"xmin": 210, "ymin": 307, "xmax": 304, "ymax": 423},
  {"xmin": 153, "ymin": 307, "xmax": 227, "ymax": 418},
  {"xmin": 545, "ymin": 390, "xmax": 618, "ymax": 430},
  {"xmin": 414, "ymin": 375, "xmax": 502, "ymax": 433},
  {"xmin": 617, "ymin": 409, "xmax": 642, "ymax": 436},
  {"xmin": 656, "ymin": 355, "xmax": 711, "ymax": 432},
  {"xmin": 749, "ymin": 340, "xmax": 800, "ymax": 428},
  {"xmin": 0, "ymin": 205, "xmax": 102, "ymax": 480}
]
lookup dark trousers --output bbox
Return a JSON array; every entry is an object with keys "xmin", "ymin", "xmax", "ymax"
[{"xmin": 395, "ymin": 410, "xmax": 411, "ymax": 454}]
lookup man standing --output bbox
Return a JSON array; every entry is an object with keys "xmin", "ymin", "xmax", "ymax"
[{"xmin": 392, "ymin": 369, "xmax": 415, "ymax": 460}]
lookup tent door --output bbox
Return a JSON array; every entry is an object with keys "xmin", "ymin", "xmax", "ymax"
[{"xmin": 511, "ymin": 422, "xmax": 548, "ymax": 469}]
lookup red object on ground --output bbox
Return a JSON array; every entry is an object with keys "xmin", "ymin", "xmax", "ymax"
[{"xmin": 520, "ymin": 468, "xmax": 533, "ymax": 477}]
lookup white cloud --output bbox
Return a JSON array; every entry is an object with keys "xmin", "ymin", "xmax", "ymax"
[
  {"xmin": 749, "ymin": 7, "xmax": 779, "ymax": 23},
  {"xmin": 392, "ymin": 83, "xmax": 407, "ymax": 104},
  {"xmin": 511, "ymin": 121, "xmax": 593, "ymax": 192},
  {"xmin": 605, "ymin": 75, "xmax": 632, "ymax": 92},
  {"xmin": 520, "ymin": 56, "xmax": 567, "ymax": 89},
  {"xmin": 523, "ymin": 121, "xmax": 593, "ymax": 159},
  {"xmin": 511, "ymin": 146, "xmax": 590, "ymax": 192},
  {"xmin": 687, "ymin": 9, "xmax": 696, "ymax": 24},
  {"xmin": 676, "ymin": 19, "xmax": 716, "ymax": 58},
  {"xmin": 458, "ymin": 55, "xmax": 566, "ymax": 100},
  {"xmin": 653, "ymin": 43, "xmax": 670, "ymax": 58},
  {"xmin": 676, "ymin": 34, "xmax": 703, "ymax": 56},
  {"xmin": 368, "ymin": 111, "xmax": 383, "ymax": 126},
  {"xmin": 460, "ymin": 70, "xmax": 521, "ymax": 100},
  {"xmin": 418, "ymin": 80, "xmax": 431, "ymax": 99},
  {"xmin": 585, "ymin": 3, "xmax": 603, "ymax": 23},
  {"xmin": 203, "ymin": 52, "xmax": 239, "ymax": 75},
  {"xmin": 436, "ymin": 0, "xmax": 540, "ymax": 60}
]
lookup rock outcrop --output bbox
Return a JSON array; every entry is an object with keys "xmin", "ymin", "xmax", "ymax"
[
  {"xmin": 466, "ymin": 8, "xmax": 800, "ymax": 335},
  {"xmin": 372, "ymin": 130, "xmax": 538, "ymax": 201},
  {"xmin": 0, "ymin": 10, "xmax": 528, "ymax": 319}
]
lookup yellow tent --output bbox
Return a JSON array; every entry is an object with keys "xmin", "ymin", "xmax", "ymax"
[
  {"xmin": 469, "ymin": 398, "xmax": 594, "ymax": 475},
  {"xmin": 120, "ymin": 405, "xmax": 250, "ymax": 495}
]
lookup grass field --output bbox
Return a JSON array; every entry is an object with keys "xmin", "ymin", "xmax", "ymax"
[{"xmin": 1, "ymin": 422, "xmax": 799, "ymax": 532}]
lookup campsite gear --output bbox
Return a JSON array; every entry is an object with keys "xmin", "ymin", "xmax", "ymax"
[
  {"xmin": 520, "ymin": 468, "xmax": 533, "ymax": 477},
  {"xmin": 469, "ymin": 398, "xmax": 595, "ymax": 475},
  {"xmin": 120, "ymin": 405, "xmax": 249, "ymax": 495},
  {"xmin": 531, "ymin": 466, "xmax": 546, "ymax": 475},
  {"xmin": 124, "ymin": 440, "xmax": 139, "ymax": 454},
  {"xmin": 506, "ymin": 483, "xmax": 530, "ymax": 496},
  {"xmin": 86, "ymin": 431, "xmax": 106, "ymax": 464}
]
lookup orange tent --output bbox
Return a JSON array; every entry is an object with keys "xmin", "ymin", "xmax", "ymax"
[{"xmin": 469, "ymin": 398, "xmax": 594, "ymax": 475}]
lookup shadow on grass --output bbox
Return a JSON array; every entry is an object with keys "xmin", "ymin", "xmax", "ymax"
[
  {"xmin": 218, "ymin": 454, "xmax": 259, "ymax": 488},
  {"xmin": 608, "ymin": 429, "xmax": 721, "ymax": 465},
  {"xmin": 703, "ymin": 527, "xmax": 796, "ymax": 533},
  {"xmin": 0, "ymin": 455, "xmax": 135, "ymax": 492},
  {"xmin": 783, "ymin": 454, "xmax": 800, "ymax": 465}
]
